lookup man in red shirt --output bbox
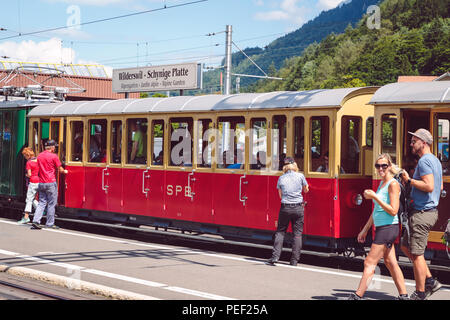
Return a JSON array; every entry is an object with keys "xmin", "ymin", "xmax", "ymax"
[{"xmin": 31, "ymin": 140, "xmax": 68, "ymax": 230}]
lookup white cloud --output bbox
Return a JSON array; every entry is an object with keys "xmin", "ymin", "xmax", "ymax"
[
  {"xmin": 253, "ymin": 0, "xmax": 309, "ymax": 26},
  {"xmin": 317, "ymin": 0, "xmax": 346, "ymax": 10},
  {"xmin": 0, "ymin": 38, "xmax": 76, "ymax": 64}
]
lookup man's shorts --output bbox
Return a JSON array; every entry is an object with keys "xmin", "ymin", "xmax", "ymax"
[{"xmin": 401, "ymin": 209, "xmax": 438, "ymax": 256}]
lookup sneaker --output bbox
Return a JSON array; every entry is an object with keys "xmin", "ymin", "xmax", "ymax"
[
  {"xmin": 18, "ymin": 217, "xmax": 30, "ymax": 224},
  {"xmin": 265, "ymin": 259, "xmax": 277, "ymax": 266},
  {"xmin": 290, "ymin": 260, "xmax": 298, "ymax": 266},
  {"xmin": 409, "ymin": 290, "xmax": 426, "ymax": 300},
  {"xmin": 347, "ymin": 292, "xmax": 363, "ymax": 300},
  {"xmin": 425, "ymin": 278, "xmax": 442, "ymax": 299},
  {"xmin": 31, "ymin": 222, "xmax": 43, "ymax": 230},
  {"xmin": 45, "ymin": 225, "xmax": 60, "ymax": 230},
  {"xmin": 397, "ymin": 294, "xmax": 409, "ymax": 300}
]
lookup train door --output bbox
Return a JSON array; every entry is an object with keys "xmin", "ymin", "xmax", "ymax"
[
  {"xmin": 213, "ymin": 116, "xmax": 246, "ymax": 228},
  {"xmin": 106, "ymin": 117, "xmax": 123, "ymax": 213},
  {"xmin": 431, "ymin": 110, "xmax": 450, "ymax": 253},
  {"xmin": 191, "ymin": 117, "xmax": 214, "ymax": 224},
  {"xmin": 246, "ymin": 116, "xmax": 270, "ymax": 230},
  {"xmin": 122, "ymin": 117, "xmax": 149, "ymax": 216},
  {"xmin": 401, "ymin": 109, "xmax": 430, "ymax": 173},
  {"xmin": 145, "ymin": 117, "xmax": 166, "ymax": 218},
  {"xmin": 267, "ymin": 114, "xmax": 288, "ymax": 231},
  {"xmin": 65, "ymin": 119, "xmax": 85, "ymax": 209},
  {"xmin": 49, "ymin": 118, "xmax": 66, "ymax": 205},
  {"xmin": 164, "ymin": 117, "xmax": 195, "ymax": 222},
  {"xmin": 84, "ymin": 118, "xmax": 108, "ymax": 212}
]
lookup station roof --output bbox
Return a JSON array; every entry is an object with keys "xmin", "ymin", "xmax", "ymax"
[
  {"xmin": 27, "ymin": 87, "xmax": 374, "ymax": 117},
  {"xmin": 370, "ymin": 81, "xmax": 450, "ymax": 105}
]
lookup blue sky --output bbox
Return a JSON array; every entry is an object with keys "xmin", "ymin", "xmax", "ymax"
[{"xmin": 0, "ymin": 0, "xmax": 346, "ymax": 76}]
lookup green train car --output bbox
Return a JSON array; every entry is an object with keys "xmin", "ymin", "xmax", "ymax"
[{"xmin": 0, "ymin": 99, "xmax": 51, "ymax": 202}]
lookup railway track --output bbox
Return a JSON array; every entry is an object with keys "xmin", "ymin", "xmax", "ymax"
[{"xmin": 0, "ymin": 275, "xmax": 71, "ymax": 300}]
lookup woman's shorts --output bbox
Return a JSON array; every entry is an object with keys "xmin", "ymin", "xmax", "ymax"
[{"xmin": 373, "ymin": 224, "xmax": 399, "ymax": 248}]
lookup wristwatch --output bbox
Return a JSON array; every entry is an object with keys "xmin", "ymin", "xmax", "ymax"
[{"xmin": 407, "ymin": 178, "xmax": 412, "ymax": 184}]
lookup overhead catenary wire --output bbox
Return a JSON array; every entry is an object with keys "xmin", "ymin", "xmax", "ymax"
[{"xmin": 0, "ymin": 0, "xmax": 208, "ymax": 41}]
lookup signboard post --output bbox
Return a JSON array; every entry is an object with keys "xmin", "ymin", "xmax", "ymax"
[{"xmin": 112, "ymin": 63, "xmax": 202, "ymax": 96}]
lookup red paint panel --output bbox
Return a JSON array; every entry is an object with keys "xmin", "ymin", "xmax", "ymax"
[
  {"xmin": 303, "ymin": 178, "xmax": 334, "ymax": 238},
  {"xmin": 188, "ymin": 172, "xmax": 214, "ymax": 224},
  {"xmin": 212, "ymin": 173, "xmax": 246, "ymax": 227},
  {"xmin": 164, "ymin": 170, "xmax": 194, "ymax": 221},
  {"xmin": 267, "ymin": 176, "xmax": 282, "ymax": 231},
  {"xmin": 107, "ymin": 167, "xmax": 123, "ymax": 213},
  {"xmin": 84, "ymin": 167, "xmax": 107, "ymax": 211},
  {"xmin": 65, "ymin": 165, "xmax": 84, "ymax": 208},
  {"xmin": 338, "ymin": 177, "xmax": 373, "ymax": 238},
  {"xmin": 245, "ymin": 175, "xmax": 270, "ymax": 230},
  {"xmin": 122, "ymin": 168, "xmax": 149, "ymax": 216},
  {"xmin": 147, "ymin": 169, "xmax": 165, "ymax": 218}
]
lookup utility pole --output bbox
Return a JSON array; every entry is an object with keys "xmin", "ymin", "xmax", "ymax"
[{"xmin": 224, "ymin": 25, "xmax": 232, "ymax": 95}]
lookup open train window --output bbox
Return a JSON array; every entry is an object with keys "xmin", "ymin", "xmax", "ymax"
[
  {"xmin": 381, "ymin": 114, "xmax": 397, "ymax": 164},
  {"xmin": 196, "ymin": 119, "xmax": 213, "ymax": 168},
  {"xmin": 250, "ymin": 118, "xmax": 267, "ymax": 170},
  {"xmin": 366, "ymin": 117, "xmax": 374, "ymax": 147},
  {"xmin": 272, "ymin": 115, "xmax": 287, "ymax": 171},
  {"xmin": 293, "ymin": 116, "xmax": 305, "ymax": 172},
  {"xmin": 217, "ymin": 116, "xmax": 245, "ymax": 170},
  {"xmin": 126, "ymin": 118, "xmax": 147, "ymax": 165},
  {"xmin": 70, "ymin": 121, "xmax": 83, "ymax": 162},
  {"xmin": 310, "ymin": 116, "xmax": 329, "ymax": 173},
  {"xmin": 169, "ymin": 117, "xmax": 192, "ymax": 167},
  {"xmin": 110, "ymin": 120, "xmax": 122, "ymax": 164},
  {"xmin": 32, "ymin": 121, "xmax": 39, "ymax": 155},
  {"xmin": 152, "ymin": 120, "xmax": 164, "ymax": 166},
  {"xmin": 88, "ymin": 119, "xmax": 107, "ymax": 163},
  {"xmin": 436, "ymin": 114, "xmax": 450, "ymax": 176},
  {"xmin": 341, "ymin": 116, "xmax": 361, "ymax": 174}
]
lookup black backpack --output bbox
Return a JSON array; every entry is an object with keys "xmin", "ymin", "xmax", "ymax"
[{"xmin": 393, "ymin": 172, "xmax": 410, "ymax": 238}]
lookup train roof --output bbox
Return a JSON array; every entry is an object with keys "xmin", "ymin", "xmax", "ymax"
[
  {"xmin": 27, "ymin": 87, "xmax": 376, "ymax": 117},
  {"xmin": 369, "ymin": 81, "xmax": 450, "ymax": 105},
  {"xmin": 0, "ymin": 98, "xmax": 55, "ymax": 110}
]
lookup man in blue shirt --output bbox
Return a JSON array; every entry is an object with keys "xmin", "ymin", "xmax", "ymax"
[{"xmin": 400, "ymin": 129, "xmax": 443, "ymax": 300}]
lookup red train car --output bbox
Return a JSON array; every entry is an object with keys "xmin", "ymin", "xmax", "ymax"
[{"xmin": 27, "ymin": 88, "xmax": 378, "ymax": 256}]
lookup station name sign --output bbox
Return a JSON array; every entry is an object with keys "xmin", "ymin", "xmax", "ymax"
[{"xmin": 112, "ymin": 63, "xmax": 202, "ymax": 93}]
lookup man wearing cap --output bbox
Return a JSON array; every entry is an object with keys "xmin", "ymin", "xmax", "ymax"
[
  {"xmin": 267, "ymin": 157, "xmax": 309, "ymax": 267},
  {"xmin": 400, "ymin": 129, "xmax": 443, "ymax": 299},
  {"xmin": 32, "ymin": 140, "xmax": 68, "ymax": 230}
]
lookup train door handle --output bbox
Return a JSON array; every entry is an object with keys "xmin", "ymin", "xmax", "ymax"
[
  {"xmin": 102, "ymin": 167, "xmax": 109, "ymax": 193},
  {"xmin": 188, "ymin": 171, "xmax": 195, "ymax": 201},
  {"xmin": 239, "ymin": 174, "xmax": 247, "ymax": 206},
  {"xmin": 142, "ymin": 168, "xmax": 150, "ymax": 198}
]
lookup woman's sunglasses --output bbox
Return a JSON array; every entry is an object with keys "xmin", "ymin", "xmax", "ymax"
[{"xmin": 375, "ymin": 163, "xmax": 389, "ymax": 169}]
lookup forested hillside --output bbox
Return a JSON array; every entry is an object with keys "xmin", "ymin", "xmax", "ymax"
[
  {"xmin": 249, "ymin": 0, "xmax": 449, "ymax": 92},
  {"xmin": 202, "ymin": 0, "xmax": 380, "ymax": 92}
]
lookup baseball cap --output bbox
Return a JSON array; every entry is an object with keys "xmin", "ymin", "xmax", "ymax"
[
  {"xmin": 284, "ymin": 157, "xmax": 295, "ymax": 164},
  {"xmin": 408, "ymin": 129, "xmax": 433, "ymax": 145},
  {"xmin": 45, "ymin": 139, "xmax": 58, "ymax": 147}
]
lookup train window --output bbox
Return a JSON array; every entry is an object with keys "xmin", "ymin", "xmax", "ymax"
[
  {"xmin": 341, "ymin": 116, "xmax": 361, "ymax": 174},
  {"xmin": 310, "ymin": 116, "xmax": 330, "ymax": 172},
  {"xmin": 126, "ymin": 118, "xmax": 147, "ymax": 165},
  {"xmin": 152, "ymin": 120, "xmax": 164, "ymax": 166},
  {"xmin": 196, "ymin": 119, "xmax": 213, "ymax": 168},
  {"xmin": 250, "ymin": 118, "xmax": 267, "ymax": 170},
  {"xmin": 50, "ymin": 121, "xmax": 60, "ymax": 155},
  {"xmin": 88, "ymin": 119, "xmax": 107, "ymax": 163},
  {"xmin": 272, "ymin": 115, "xmax": 287, "ymax": 171},
  {"xmin": 110, "ymin": 120, "xmax": 122, "ymax": 164},
  {"xmin": 293, "ymin": 117, "xmax": 305, "ymax": 172},
  {"xmin": 32, "ymin": 121, "xmax": 39, "ymax": 155},
  {"xmin": 169, "ymin": 117, "xmax": 192, "ymax": 166},
  {"xmin": 40, "ymin": 120, "xmax": 49, "ymax": 152},
  {"xmin": 366, "ymin": 117, "xmax": 374, "ymax": 147},
  {"xmin": 217, "ymin": 116, "xmax": 245, "ymax": 169},
  {"xmin": 436, "ymin": 114, "xmax": 450, "ymax": 176},
  {"xmin": 70, "ymin": 121, "xmax": 83, "ymax": 162},
  {"xmin": 381, "ymin": 114, "xmax": 397, "ymax": 164}
]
